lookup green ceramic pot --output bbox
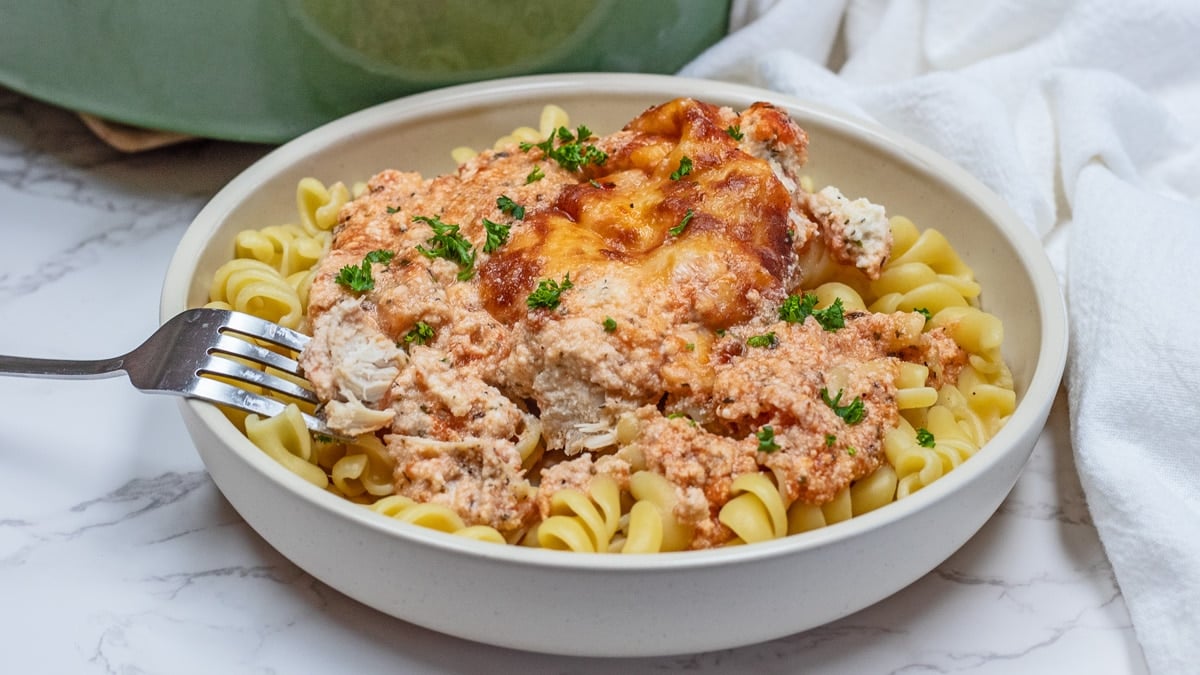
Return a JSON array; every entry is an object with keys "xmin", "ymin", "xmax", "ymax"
[{"xmin": 0, "ymin": 0, "xmax": 730, "ymax": 143}]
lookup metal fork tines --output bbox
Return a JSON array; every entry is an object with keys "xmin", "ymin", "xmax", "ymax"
[{"xmin": 0, "ymin": 308, "xmax": 332, "ymax": 436}]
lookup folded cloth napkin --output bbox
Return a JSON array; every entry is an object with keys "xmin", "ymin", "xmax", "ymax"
[{"xmin": 681, "ymin": 1, "xmax": 1200, "ymax": 672}]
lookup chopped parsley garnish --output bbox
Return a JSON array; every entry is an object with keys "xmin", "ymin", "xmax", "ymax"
[
  {"xmin": 314, "ymin": 433, "xmax": 334, "ymax": 444},
  {"xmin": 820, "ymin": 388, "xmax": 866, "ymax": 425},
  {"xmin": 685, "ymin": 342, "xmax": 695, "ymax": 351},
  {"xmin": 521, "ymin": 137, "xmax": 552, "ymax": 154},
  {"xmin": 746, "ymin": 332, "xmax": 778, "ymax": 349},
  {"xmin": 413, "ymin": 215, "xmax": 476, "ymax": 280},
  {"xmin": 363, "ymin": 249, "xmax": 395, "ymax": 265},
  {"xmin": 670, "ymin": 155, "xmax": 693, "ymax": 180},
  {"xmin": 725, "ymin": 125, "xmax": 744, "ymax": 141},
  {"xmin": 334, "ymin": 263, "xmax": 373, "ymax": 292},
  {"xmin": 669, "ymin": 208, "xmax": 694, "ymax": 237},
  {"xmin": 553, "ymin": 139, "xmax": 607, "ymax": 171},
  {"xmin": 667, "ymin": 412, "xmax": 697, "ymax": 426},
  {"xmin": 756, "ymin": 426, "xmax": 780, "ymax": 453},
  {"xmin": 915, "ymin": 307, "xmax": 932, "ymax": 322},
  {"xmin": 847, "ymin": 446, "xmax": 857, "ymax": 456},
  {"xmin": 779, "ymin": 293, "xmax": 818, "ymax": 323},
  {"xmin": 482, "ymin": 218, "xmax": 510, "ymax": 253},
  {"xmin": 520, "ymin": 125, "xmax": 607, "ymax": 172},
  {"xmin": 496, "ymin": 195, "xmax": 525, "ymax": 220},
  {"xmin": 813, "ymin": 298, "xmax": 846, "ymax": 331},
  {"xmin": 525, "ymin": 165, "xmax": 545, "ymax": 183},
  {"xmin": 334, "ymin": 248, "xmax": 396, "ymax": 293},
  {"xmin": 916, "ymin": 427, "xmax": 936, "ymax": 448},
  {"xmin": 404, "ymin": 321, "xmax": 435, "ymax": 346},
  {"xmin": 778, "ymin": 293, "xmax": 845, "ymax": 331},
  {"xmin": 603, "ymin": 316, "xmax": 617, "ymax": 332},
  {"xmin": 526, "ymin": 273, "xmax": 573, "ymax": 309},
  {"xmin": 825, "ymin": 434, "xmax": 837, "ymax": 447},
  {"xmin": 386, "ymin": 206, "xmax": 400, "ymax": 214}
]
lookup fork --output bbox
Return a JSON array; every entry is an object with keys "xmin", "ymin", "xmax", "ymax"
[{"xmin": 0, "ymin": 308, "xmax": 335, "ymax": 437}]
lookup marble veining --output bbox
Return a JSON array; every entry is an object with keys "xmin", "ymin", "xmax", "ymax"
[{"xmin": 0, "ymin": 88, "xmax": 1148, "ymax": 674}]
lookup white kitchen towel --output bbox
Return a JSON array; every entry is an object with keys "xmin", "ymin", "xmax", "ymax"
[{"xmin": 681, "ymin": 2, "xmax": 1200, "ymax": 673}]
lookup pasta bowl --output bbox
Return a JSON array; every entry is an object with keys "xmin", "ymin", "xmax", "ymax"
[{"xmin": 161, "ymin": 73, "xmax": 1067, "ymax": 657}]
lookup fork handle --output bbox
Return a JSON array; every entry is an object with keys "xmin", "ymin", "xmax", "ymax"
[{"xmin": 0, "ymin": 354, "xmax": 128, "ymax": 379}]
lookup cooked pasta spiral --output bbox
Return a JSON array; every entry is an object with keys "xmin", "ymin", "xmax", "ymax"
[
  {"xmin": 719, "ymin": 472, "xmax": 788, "ymax": 545},
  {"xmin": 534, "ymin": 476, "xmax": 623, "ymax": 553},
  {"xmin": 370, "ymin": 495, "xmax": 506, "ymax": 544},
  {"xmin": 207, "ymin": 259, "xmax": 305, "ymax": 330},
  {"xmin": 451, "ymin": 104, "xmax": 571, "ymax": 164},
  {"xmin": 321, "ymin": 433, "xmax": 395, "ymax": 500},
  {"xmin": 296, "ymin": 177, "xmax": 350, "ymax": 233},
  {"xmin": 244, "ymin": 404, "xmax": 328, "ymax": 488},
  {"xmin": 621, "ymin": 471, "xmax": 693, "ymax": 553},
  {"xmin": 868, "ymin": 216, "xmax": 981, "ymax": 315}
]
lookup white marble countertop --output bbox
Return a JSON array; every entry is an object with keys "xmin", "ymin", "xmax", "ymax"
[{"xmin": 0, "ymin": 88, "xmax": 1148, "ymax": 674}]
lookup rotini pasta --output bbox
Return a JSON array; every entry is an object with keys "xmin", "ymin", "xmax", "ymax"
[
  {"xmin": 204, "ymin": 180, "xmax": 341, "ymax": 332},
  {"xmin": 370, "ymin": 495, "xmax": 506, "ymax": 544},
  {"xmin": 451, "ymin": 104, "xmax": 570, "ymax": 165},
  {"xmin": 534, "ymin": 475, "xmax": 622, "ymax": 552},
  {"xmin": 207, "ymin": 103, "xmax": 1016, "ymax": 553},
  {"xmin": 621, "ymin": 471, "xmax": 693, "ymax": 553},
  {"xmin": 719, "ymin": 472, "xmax": 788, "ymax": 545},
  {"xmin": 244, "ymin": 403, "xmax": 328, "ymax": 489}
]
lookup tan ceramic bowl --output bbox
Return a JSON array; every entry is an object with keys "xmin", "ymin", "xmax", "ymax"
[{"xmin": 161, "ymin": 73, "xmax": 1067, "ymax": 657}]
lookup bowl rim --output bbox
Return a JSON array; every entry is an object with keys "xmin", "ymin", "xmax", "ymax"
[{"xmin": 162, "ymin": 71, "xmax": 1068, "ymax": 571}]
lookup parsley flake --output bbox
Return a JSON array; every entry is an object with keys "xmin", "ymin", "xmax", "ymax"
[
  {"xmin": 779, "ymin": 293, "xmax": 844, "ymax": 331},
  {"xmin": 404, "ymin": 321, "xmax": 435, "ymax": 346},
  {"xmin": 812, "ymin": 298, "xmax": 846, "ymax": 331},
  {"xmin": 314, "ymin": 433, "xmax": 334, "ymax": 444},
  {"xmin": 482, "ymin": 218, "xmax": 510, "ymax": 253},
  {"xmin": 334, "ymin": 264, "xmax": 373, "ymax": 292},
  {"xmin": 526, "ymin": 273, "xmax": 573, "ymax": 310},
  {"xmin": 363, "ymin": 249, "xmax": 395, "ymax": 265},
  {"xmin": 915, "ymin": 307, "xmax": 932, "ymax": 322},
  {"xmin": 916, "ymin": 427, "xmax": 936, "ymax": 448},
  {"xmin": 413, "ymin": 215, "xmax": 476, "ymax": 280},
  {"xmin": 669, "ymin": 208, "xmax": 694, "ymax": 237},
  {"xmin": 825, "ymin": 434, "xmax": 836, "ymax": 447},
  {"xmin": 746, "ymin": 332, "xmax": 778, "ymax": 349},
  {"xmin": 386, "ymin": 206, "xmax": 400, "ymax": 214},
  {"xmin": 756, "ymin": 426, "xmax": 780, "ymax": 453},
  {"xmin": 496, "ymin": 195, "xmax": 525, "ymax": 220},
  {"xmin": 820, "ymin": 388, "xmax": 866, "ymax": 425},
  {"xmin": 667, "ymin": 412, "xmax": 697, "ymax": 426},
  {"xmin": 525, "ymin": 165, "xmax": 545, "ymax": 183},
  {"xmin": 521, "ymin": 125, "xmax": 607, "ymax": 172},
  {"xmin": 670, "ymin": 156, "xmax": 694, "ymax": 180},
  {"xmin": 603, "ymin": 316, "xmax": 617, "ymax": 333},
  {"xmin": 847, "ymin": 446, "xmax": 857, "ymax": 456},
  {"xmin": 725, "ymin": 125, "xmax": 744, "ymax": 141},
  {"xmin": 334, "ymin": 248, "xmax": 396, "ymax": 293},
  {"xmin": 779, "ymin": 293, "xmax": 818, "ymax": 323}
]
